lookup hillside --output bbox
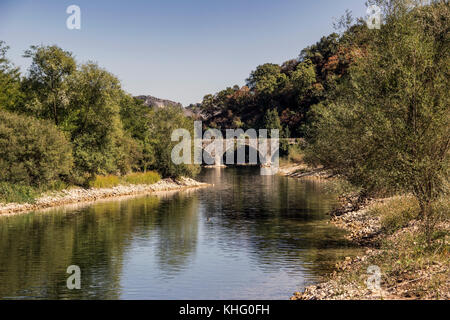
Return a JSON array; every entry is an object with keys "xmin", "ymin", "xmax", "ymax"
[{"xmin": 135, "ymin": 95, "xmax": 183, "ymax": 109}]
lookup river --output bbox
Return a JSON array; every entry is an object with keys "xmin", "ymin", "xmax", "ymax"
[{"xmin": 0, "ymin": 167, "xmax": 359, "ymax": 299}]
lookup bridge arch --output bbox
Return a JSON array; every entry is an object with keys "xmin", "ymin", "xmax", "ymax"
[{"xmin": 201, "ymin": 138, "xmax": 283, "ymax": 167}]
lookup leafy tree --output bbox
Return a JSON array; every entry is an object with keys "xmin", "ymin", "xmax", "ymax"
[
  {"xmin": 119, "ymin": 94, "xmax": 155, "ymax": 172},
  {"xmin": 246, "ymin": 63, "xmax": 287, "ymax": 97},
  {"xmin": 67, "ymin": 63, "xmax": 130, "ymax": 182},
  {"xmin": 148, "ymin": 107, "xmax": 200, "ymax": 178}
]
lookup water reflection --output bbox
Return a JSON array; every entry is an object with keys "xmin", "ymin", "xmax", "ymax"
[{"xmin": 0, "ymin": 167, "xmax": 359, "ymax": 300}]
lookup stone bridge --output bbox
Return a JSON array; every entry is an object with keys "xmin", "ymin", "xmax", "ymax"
[{"xmin": 200, "ymin": 138, "xmax": 300, "ymax": 167}]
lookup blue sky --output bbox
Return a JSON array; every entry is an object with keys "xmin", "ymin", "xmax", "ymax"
[{"xmin": 0, "ymin": 0, "xmax": 366, "ymax": 105}]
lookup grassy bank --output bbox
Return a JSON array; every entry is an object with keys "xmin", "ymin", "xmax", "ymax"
[
  {"xmin": 0, "ymin": 183, "xmax": 39, "ymax": 204},
  {"xmin": 89, "ymin": 171, "xmax": 161, "ymax": 189},
  {"xmin": 0, "ymin": 177, "xmax": 209, "ymax": 216},
  {"xmin": 0, "ymin": 171, "xmax": 161, "ymax": 205}
]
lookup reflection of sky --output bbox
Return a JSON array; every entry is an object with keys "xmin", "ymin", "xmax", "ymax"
[
  {"xmin": 120, "ymin": 213, "xmax": 309, "ymax": 300},
  {"xmin": 0, "ymin": 0, "xmax": 366, "ymax": 105}
]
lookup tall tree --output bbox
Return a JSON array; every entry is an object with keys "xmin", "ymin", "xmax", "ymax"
[
  {"xmin": 67, "ymin": 63, "xmax": 132, "ymax": 182},
  {"xmin": 23, "ymin": 45, "xmax": 76, "ymax": 126}
]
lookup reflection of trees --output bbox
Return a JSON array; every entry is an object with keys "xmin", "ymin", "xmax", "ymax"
[
  {"xmin": 153, "ymin": 193, "xmax": 199, "ymax": 277},
  {"xmin": 199, "ymin": 167, "xmax": 360, "ymax": 279},
  {"xmin": 0, "ymin": 192, "xmax": 200, "ymax": 299}
]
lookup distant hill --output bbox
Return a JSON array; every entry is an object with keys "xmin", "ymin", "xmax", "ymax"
[
  {"xmin": 135, "ymin": 95, "xmax": 183, "ymax": 109},
  {"xmin": 135, "ymin": 95, "xmax": 196, "ymax": 117}
]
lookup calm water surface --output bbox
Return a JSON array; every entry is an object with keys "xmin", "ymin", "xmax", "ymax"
[{"xmin": 0, "ymin": 167, "xmax": 359, "ymax": 299}]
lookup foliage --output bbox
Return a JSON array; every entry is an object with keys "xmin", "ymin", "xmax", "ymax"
[
  {"xmin": 148, "ymin": 106, "xmax": 200, "ymax": 178},
  {"xmin": 286, "ymin": 145, "xmax": 304, "ymax": 164},
  {"xmin": 21, "ymin": 45, "xmax": 76, "ymax": 126},
  {"xmin": 263, "ymin": 109, "xmax": 282, "ymax": 134},
  {"xmin": 0, "ymin": 182, "xmax": 39, "ymax": 204},
  {"xmin": 0, "ymin": 41, "xmax": 22, "ymax": 111},
  {"xmin": 123, "ymin": 171, "xmax": 161, "ymax": 185},
  {"xmin": 190, "ymin": 26, "xmax": 357, "ymax": 137},
  {"xmin": 89, "ymin": 175, "xmax": 120, "ymax": 189},
  {"xmin": 119, "ymin": 94, "xmax": 155, "ymax": 172},
  {"xmin": 67, "ymin": 63, "xmax": 130, "ymax": 181},
  {"xmin": 368, "ymin": 196, "xmax": 420, "ymax": 234},
  {"xmin": 305, "ymin": 0, "xmax": 449, "ymax": 242},
  {"xmin": 0, "ymin": 110, "xmax": 73, "ymax": 187}
]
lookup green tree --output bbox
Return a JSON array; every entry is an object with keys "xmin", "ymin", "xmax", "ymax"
[
  {"xmin": 290, "ymin": 59, "xmax": 316, "ymax": 103},
  {"xmin": 119, "ymin": 94, "xmax": 154, "ymax": 172},
  {"xmin": 246, "ymin": 63, "xmax": 287, "ymax": 97},
  {"xmin": 67, "ymin": 63, "xmax": 130, "ymax": 182},
  {"xmin": 22, "ymin": 45, "xmax": 76, "ymax": 126},
  {"xmin": 148, "ymin": 107, "xmax": 200, "ymax": 178}
]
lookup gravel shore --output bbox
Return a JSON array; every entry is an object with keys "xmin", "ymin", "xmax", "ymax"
[
  {"xmin": 280, "ymin": 163, "xmax": 449, "ymax": 300},
  {"xmin": 0, "ymin": 177, "xmax": 209, "ymax": 216},
  {"xmin": 291, "ymin": 199, "xmax": 449, "ymax": 300}
]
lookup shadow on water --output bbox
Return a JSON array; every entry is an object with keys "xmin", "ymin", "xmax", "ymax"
[{"xmin": 0, "ymin": 167, "xmax": 360, "ymax": 299}]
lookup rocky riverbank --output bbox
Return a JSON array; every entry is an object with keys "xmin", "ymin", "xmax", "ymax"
[
  {"xmin": 291, "ymin": 197, "xmax": 449, "ymax": 300},
  {"xmin": 0, "ymin": 177, "xmax": 210, "ymax": 216},
  {"xmin": 278, "ymin": 162, "xmax": 332, "ymax": 179},
  {"xmin": 279, "ymin": 160, "xmax": 449, "ymax": 300}
]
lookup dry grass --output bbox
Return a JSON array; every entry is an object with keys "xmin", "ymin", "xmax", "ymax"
[
  {"xmin": 90, "ymin": 171, "xmax": 161, "ymax": 189},
  {"xmin": 368, "ymin": 196, "xmax": 420, "ymax": 234},
  {"xmin": 321, "ymin": 196, "xmax": 449, "ymax": 299},
  {"xmin": 123, "ymin": 171, "xmax": 161, "ymax": 185},
  {"xmin": 89, "ymin": 175, "xmax": 121, "ymax": 189}
]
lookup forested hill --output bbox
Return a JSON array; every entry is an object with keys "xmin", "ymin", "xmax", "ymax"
[{"xmin": 186, "ymin": 20, "xmax": 371, "ymax": 137}]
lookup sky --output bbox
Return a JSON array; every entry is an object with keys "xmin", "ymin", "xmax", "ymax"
[{"xmin": 0, "ymin": 0, "xmax": 367, "ymax": 106}]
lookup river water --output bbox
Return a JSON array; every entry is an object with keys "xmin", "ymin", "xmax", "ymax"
[{"xmin": 0, "ymin": 167, "xmax": 359, "ymax": 299}]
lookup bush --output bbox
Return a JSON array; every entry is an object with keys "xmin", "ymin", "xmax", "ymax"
[
  {"xmin": 369, "ymin": 196, "xmax": 420, "ymax": 234},
  {"xmin": 0, "ymin": 182, "xmax": 38, "ymax": 204},
  {"xmin": 287, "ymin": 145, "xmax": 304, "ymax": 163},
  {"xmin": 0, "ymin": 110, "xmax": 73, "ymax": 187},
  {"xmin": 89, "ymin": 175, "xmax": 120, "ymax": 189},
  {"xmin": 123, "ymin": 171, "xmax": 160, "ymax": 185}
]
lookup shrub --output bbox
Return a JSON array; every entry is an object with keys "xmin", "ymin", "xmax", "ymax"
[
  {"xmin": 287, "ymin": 145, "xmax": 304, "ymax": 163},
  {"xmin": 89, "ymin": 175, "xmax": 120, "ymax": 189},
  {"xmin": 0, "ymin": 182, "xmax": 38, "ymax": 204},
  {"xmin": 123, "ymin": 171, "xmax": 161, "ymax": 185},
  {"xmin": 0, "ymin": 110, "xmax": 73, "ymax": 187}
]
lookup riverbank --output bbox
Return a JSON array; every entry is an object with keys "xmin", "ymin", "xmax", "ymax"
[
  {"xmin": 279, "ymin": 158, "xmax": 449, "ymax": 300},
  {"xmin": 0, "ymin": 177, "xmax": 210, "ymax": 216},
  {"xmin": 290, "ymin": 196, "xmax": 449, "ymax": 300}
]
